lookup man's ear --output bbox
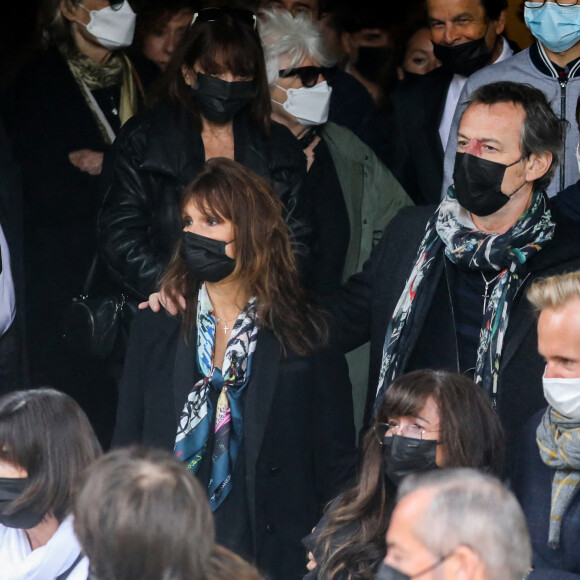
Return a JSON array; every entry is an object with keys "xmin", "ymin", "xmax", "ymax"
[
  {"xmin": 60, "ymin": 0, "xmax": 79, "ymax": 22},
  {"xmin": 525, "ymin": 152, "xmax": 552, "ymax": 183},
  {"xmin": 493, "ymin": 9, "xmax": 507, "ymax": 36},
  {"xmin": 445, "ymin": 545, "xmax": 484, "ymax": 580},
  {"xmin": 341, "ymin": 31, "xmax": 356, "ymax": 59}
]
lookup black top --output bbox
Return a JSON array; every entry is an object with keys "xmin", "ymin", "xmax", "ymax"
[
  {"xmin": 306, "ymin": 138, "xmax": 350, "ymax": 297},
  {"xmin": 92, "ymin": 85, "xmax": 122, "ymax": 135},
  {"xmin": 448, "ymin": 261, "xmax": 488, "ymax": 377},
  {"xmin": 196, "ymin": 383, "xmax": 253, "ymax": 560}
]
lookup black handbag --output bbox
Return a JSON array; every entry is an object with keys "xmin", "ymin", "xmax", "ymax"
[{"xmin": 62, "ymin": 253, "xmax": 129, "ymax": 359}]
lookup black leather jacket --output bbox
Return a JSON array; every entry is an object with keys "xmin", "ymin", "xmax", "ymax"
[{"xmin": 97, "ymin": 102, "xmax": 309, "ymax": 299}]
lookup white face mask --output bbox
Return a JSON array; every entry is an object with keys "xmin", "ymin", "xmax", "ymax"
[
  {"xmin": 78, "ymin": 1, "xmax": 136, "ymax": 50},
  {"xmin": 272, "ymin": 81, "xmax": 332, "ymax": 127},
  {"xmin": 543, "ymin": 369, "xmax": 580, "ymax": 419}
]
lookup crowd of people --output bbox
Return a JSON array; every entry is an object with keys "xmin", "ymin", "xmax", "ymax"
[{"xmin": 2, "ymin": 0, "xmax": 580, "ymax": 578}]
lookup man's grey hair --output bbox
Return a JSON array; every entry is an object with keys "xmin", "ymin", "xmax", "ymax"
[
  {"xmin": 397, "ymin": 468, "xmax": 531, "ymax": 580},
  {"xmin": 257, "ymin": 7, "xmax": 336, "ymax": 87}
]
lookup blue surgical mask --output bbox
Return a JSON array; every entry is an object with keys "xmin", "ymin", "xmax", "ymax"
[{"xmin": 524, "ymin": 2, "xmax": 580, "ymax": 53}]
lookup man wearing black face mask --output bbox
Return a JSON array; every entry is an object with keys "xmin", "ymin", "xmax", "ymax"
[
  {"xmin": 377, "ymin": 469, "xmax": 531, "ymax": 580},
  {"xmin": 382, "ymin": 0, "xmax": 512, "ymax": 205},
  {"xmin": 328, "ymin": 81, "xmax": 580, "ymax": 456}
]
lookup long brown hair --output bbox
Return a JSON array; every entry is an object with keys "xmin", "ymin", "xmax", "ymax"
[
  {"xmin": 161, "ymin": 157, "xmax": 327, "ymax": 355},
  {"xmin": 315, "ymin": 369, "xmax": 505, "ymax": 579}
]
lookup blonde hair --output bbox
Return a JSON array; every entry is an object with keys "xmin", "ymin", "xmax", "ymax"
[{"xmin": 526, "ymin": 270, "xmax": 580, "ymax": 312}]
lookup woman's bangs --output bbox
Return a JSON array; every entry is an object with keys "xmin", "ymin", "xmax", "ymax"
[
  {"xmin": 197, "ymin": 36, "xmax": 257, "ymax": 79},
  {"xmin": 186, "ymin": 183, "xmax": 233, "ymax": 224},
  {"xmin": 382, "ymin": 387, "xmax": 429, "ymax": 421}
]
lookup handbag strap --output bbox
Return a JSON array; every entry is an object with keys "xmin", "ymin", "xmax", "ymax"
[
  {"xmin": 55, "ymin": 552, "xmax": 84, "ymax": 580},
  {"xmin": 81, "ymin": 253, "xmax": 99, "ymax": 298}
]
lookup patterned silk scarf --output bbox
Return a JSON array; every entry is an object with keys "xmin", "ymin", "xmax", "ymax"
[
  {"xmin": 174, "ymin": 284, "xmax": 259, "ymax": 510},
  {"xmin": 536, "ymin": 408, "xmax": 580, "ymax": 548},
  {"xmin": 61, "ymin": 45, "xmax": 140, "ymax": 144},
  {"xmin": 375, "ymin": 189, "xmax": 555, "ymax": 411}
]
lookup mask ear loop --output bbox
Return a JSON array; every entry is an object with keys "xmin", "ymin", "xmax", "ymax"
[{"xmin": 504, "ymin": 157, "xmax": 528, "ymax": 199}]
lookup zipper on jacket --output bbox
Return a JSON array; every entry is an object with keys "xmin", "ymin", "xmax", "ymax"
[{"xmin": 560, "ymin": 77, "xmax": 567, "ymax": 191}]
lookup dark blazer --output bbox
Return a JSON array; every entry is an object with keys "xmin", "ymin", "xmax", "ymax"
[
  {"xmin": 511, "ymin": 408, "xmax": 580, "ymax": 579},
  {"xmin": 382, "ymin": 67, "xmax": 455, "ymax": 206},
  {"xmin": 113, "ymin": 308, "xmax": 357, "ymax": 580},
  {"xmin": 327, "ymin": 201, "xmax": 580, "ymax": 445}
]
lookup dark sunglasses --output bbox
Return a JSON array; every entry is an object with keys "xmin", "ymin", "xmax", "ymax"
[
  {"xmin": 109, "ymin": 0, "xmax": 125, "ymax": 9},
  {"xmin": 191, "ymin": 6, "xmax": 257, "ymax": 29},
  {"xmin": 278, "ymin": 66, "xmax": 337, "ymax": 88}
]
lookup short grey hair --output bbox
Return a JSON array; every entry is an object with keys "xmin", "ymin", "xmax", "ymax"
[
  {"xmin": 257, "ymin": 7, "xmax": 336, "ymax": 86},
  {"xmin": 397, "ymin": 468, "xmax": 531, "ymax": 580}
]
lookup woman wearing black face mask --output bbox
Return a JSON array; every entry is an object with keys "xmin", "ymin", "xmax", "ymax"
[
  {"xmin": 98, "ymin": 5, "xmax": 310, "ymax": 319},
  {"xmin": 302, "ymin": 369, "xmax": 505, "ymax": 580},
  {"xmin": 0, "ymin": 388, "xmax": 102, "ymax": 580},
  {"xmin": 112, "ymin": 158, "xmax": 357, "ymax": 580}
]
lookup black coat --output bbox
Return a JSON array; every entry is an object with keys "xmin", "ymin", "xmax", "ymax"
[
  {"xmin": 328, "ymin": 201, "xmax": 580, "ymax": 444},
  {"xmin": 98, "ymin": 103, "xmax": 309, "ymax": 300},
  {"xmin": 113, "ymin": 308, "xmax": 357, "ymax": 580},
  {"xmin": 382, "ymin": 67, "xmax": 454, "ymax": 206}
]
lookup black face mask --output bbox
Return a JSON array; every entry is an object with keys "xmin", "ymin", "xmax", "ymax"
[
  {"xmin": 355, "ymin": 46, "xmax": 392, "ymax": 83},
  {"xmin": 453, "ymin": 152, "xmax": 524, "ymax": 217},
  {"xmin": 192, "ymin": 73, "xmax": 256, "ymax": 124},
  {"xmin": 180, "ymin": 231, "xmax": 236, "ymax": 283},
  {"xmin": 375, "ymin": 557, "xmax": 449, "ymax": 580},
  {"xmin": 382, "ymin": 435, "xmax": 438, "ymax": 487},
  {"xmin": 433, "ymin": 35, "xmax": 491, "ymax": 77},
  {"xmin": 0, "ymin": 477, "xmax": 44, "ymax": 529},
  {"xmin": 375, "ymin": 562, "xmax": 411, "ymax": 580}
]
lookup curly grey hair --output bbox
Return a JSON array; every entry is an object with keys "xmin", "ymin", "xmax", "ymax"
[{"xmin": 257, "ymin": 7, "xmax": 336, "ymax": 86}]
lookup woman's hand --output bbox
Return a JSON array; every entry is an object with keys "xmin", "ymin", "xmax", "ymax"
[
  {"xmin": 138, "ymin": 289, "xmax": 186, "ymax": 315},
  {"xmin": 306, "ymin": 551, "xmax": 317, "ymax": 571},
  {"xmin": 69, "ymin": 149, "xmax": 104, "ymax": 175}
]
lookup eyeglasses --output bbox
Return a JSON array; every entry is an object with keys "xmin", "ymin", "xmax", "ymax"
[
  {"xmin": 191, "ymin": 6, "xmax": 257, "ymax": 29},
  {"xmin": 278, "ymin": 66, "xmax": 337, "ymax": 88},
  {"xmin": 374, "ymin": 420, "xmax": 440, "ymax": 443},
  {"xmin": 524, "ymin": 0, "xmax": 579, "ymax": 6},
  {"xmin": 109, "ymin": 0, "xmax": 125, "ymax": 9}
]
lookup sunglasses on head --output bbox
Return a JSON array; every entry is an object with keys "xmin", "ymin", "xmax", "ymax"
[
  {"xmin": 191, "ymin": 6, "xmax": 257, "ymax": 29},
  {"xmin": 278, "ymin": 66, "xmax": 336, "ymax": 88}
]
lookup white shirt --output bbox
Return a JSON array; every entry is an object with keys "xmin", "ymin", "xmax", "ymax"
[
  {"xmin": 438, "ymin": 36, "xmax": 514, "ymax": 150},
  {"xmin": 0, "ymin": 222, "xmax": 15, "ymax": 337},
  {"xmin": 0, "ymin": 516, "xmax": 89, "ymax": 580}
]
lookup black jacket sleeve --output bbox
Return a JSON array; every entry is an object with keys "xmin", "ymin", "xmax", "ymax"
[{"xmin": 97, "ymin": 115, "xmax": 170, "ymax": 300}]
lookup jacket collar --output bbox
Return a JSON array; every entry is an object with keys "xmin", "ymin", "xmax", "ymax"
[
  {"xmin": 529, "ymin": 41, "xmax": 580, "ymax": 80},
  {"xmin": 138, "ymin": 102, "xmax": 270, "ymax": 185}
]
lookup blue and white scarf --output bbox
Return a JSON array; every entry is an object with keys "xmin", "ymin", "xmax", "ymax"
[{"xmin": 175, "ymin": 284, "xmax": 259, "ymax": 510}]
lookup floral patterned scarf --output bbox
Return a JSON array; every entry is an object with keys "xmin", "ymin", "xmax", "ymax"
[
  {"xmin": 174, "ymin": 284, "xmax": 259, "ymax": 510},
  {"xmin": 375, "ymin": 188, "xmax": 555, "ymax": 412}
]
